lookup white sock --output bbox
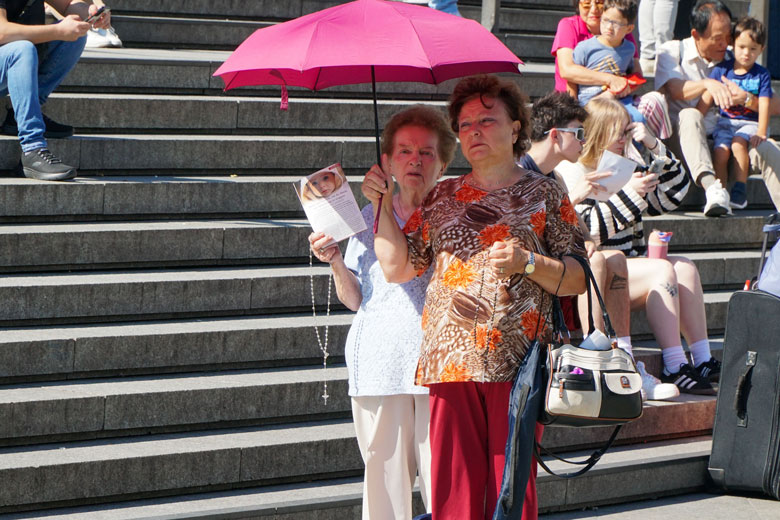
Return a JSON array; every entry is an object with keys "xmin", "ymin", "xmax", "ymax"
[
  {"xmin": 617, "ymin": 336, "xmax": 633, "ymax": 358},
  {"xmin": 662, "ymin": 346, "xmax": 688, "ymax": 374},
  {"xmin": 689, "ymin": 339, "xmax": 712, "ymax": 367}
]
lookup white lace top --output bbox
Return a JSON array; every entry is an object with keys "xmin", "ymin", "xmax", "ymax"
[{"xmin": 343, "ymin": 204, "xmax": 431, "ymax": 396}]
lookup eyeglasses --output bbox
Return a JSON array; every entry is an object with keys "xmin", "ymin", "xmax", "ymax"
[
  {"xmin": 617, "ymin": 127, "xmax": 633, "ymax": 141},
  {"xmin": 579, "ymin": 0, "xmax": 605, "ymax": 9},
  {"xmin": 601, "ymin": 18, "xmax": 630, "ymax": 29},
  {"xmin": 546, "ymin": 127, "xmax": 585, "ymax": 142}
]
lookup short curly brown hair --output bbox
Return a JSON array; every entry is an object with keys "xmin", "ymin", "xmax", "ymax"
[
  {"xmin": 381, "ymin": 105, "xmax": 457, "ymax": 167},
  {"xmin": 447, "ymin": 75, "xmax": 531, "ymax": 158}
]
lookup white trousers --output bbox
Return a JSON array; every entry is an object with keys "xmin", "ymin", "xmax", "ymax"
[
  {"xmin": 351, "ymin": 394, "xmax": 432, "ymax": 520},
  {"xmin": 638, "ymin": 0, "xmax": 679, "ymax": 60},
  {"xmin": 751, "ymin": 139, "xmax": 780, "ymax": 212}
]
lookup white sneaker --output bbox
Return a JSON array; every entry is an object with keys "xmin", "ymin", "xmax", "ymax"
[
  {"xmin": 86, "ymin": 27, "xmax": 123, "ymax": 49},
  {"xmin": 703, "ymin": 179, "xmax": 732, "ymax": 217},
  {"xmin": 637, "ymin": 361, "xmax": 680, "ymax": 401},
  {"xmin": 105, "ymin": 26, "xmax": 123, "ymax": 47}
]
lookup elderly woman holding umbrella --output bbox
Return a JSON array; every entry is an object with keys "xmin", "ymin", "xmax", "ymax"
[
  {"xmin": 309, "ymin": 105, "xmax": 456, "ymax": 519},
  {"xmin": 364, "ymin": 75, "xmax": 587, "ymax": 519}
]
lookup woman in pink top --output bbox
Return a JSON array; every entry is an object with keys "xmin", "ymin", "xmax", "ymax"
[
  {"xmin": 552, "ymin": 0, "xmax": 639, "ymax": 95},
  {"xmin": 552, "ymin": 0, "xmax": 673, "ymax": 141}
]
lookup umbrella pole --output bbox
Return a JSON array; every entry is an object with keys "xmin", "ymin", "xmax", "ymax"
[{"xmin": 372, "ymin": 66, "xmax": 384, "ymax": 233}]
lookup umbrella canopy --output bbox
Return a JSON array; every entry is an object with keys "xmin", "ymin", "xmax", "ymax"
[
  {"xmin": 213, "ymin": 0, "xmax": 522, "ymax": 91},
  {"xmin": 214, "ymin": 0, "xmax": 523, "ymax": 232}
]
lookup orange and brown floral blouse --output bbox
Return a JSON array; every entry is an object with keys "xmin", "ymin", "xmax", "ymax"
[{"xmin": 404, "ymin": 170, "xmax": 585, "ymax": 386}]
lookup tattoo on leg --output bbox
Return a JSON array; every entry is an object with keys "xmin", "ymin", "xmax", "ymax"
[
  {"xmin": 662, "ymin": 282, "xmax": 678, "ymax": 298},
  {"xmin": 609, "ymin": 274, "xmax": 627, "ymax": 290}
]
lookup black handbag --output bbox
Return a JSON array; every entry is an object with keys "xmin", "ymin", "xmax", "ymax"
[{"xmin": 536, "ymin": 255, "xmax": 642, "ymax": 478}]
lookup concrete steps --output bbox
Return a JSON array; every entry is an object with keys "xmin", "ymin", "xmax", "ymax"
[
  {"xmin": 0, "ymin": 314, "xmax": 352, "ymax": 382},
  {"xmin": 0, "ymin": 265, "xmax": 343, "ymax": 326},
  {"xmin": 0, "ymin": 217, "xmax": 763, "ymax": 272},
  {"xmin": 0, "ymin": 0, "xmax": 772, "ymax": 517},
  {"xmin": 0, "ymin": 435, "xmax": 714, "ymax": 518},
  {"xmin": 0, "ymin": 366, "xmax": 351, "ymax": 444},
  {"xmin": 0, "ymin": 420, "xmax": 362, "ymax": 514},
  {"xmin": 0, "ymin": 365, "xmax": 714, "ymax": 446},
  {"xmin": 58, "ymin": 49, "xmax": 780, "ymax": 106},
  {"xmin": 0, "ymin": 175, "xmax": 775, "ymax": 220}
]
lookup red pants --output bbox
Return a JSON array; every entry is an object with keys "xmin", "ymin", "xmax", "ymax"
[{"xmin": 429, "ymin": 382, "xmax": 543, "ymax": 520}]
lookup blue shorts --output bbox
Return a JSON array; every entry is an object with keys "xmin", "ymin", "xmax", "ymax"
[{"xmin": 712, "ymin": 117, "xmax": 758, "ymax": 149}]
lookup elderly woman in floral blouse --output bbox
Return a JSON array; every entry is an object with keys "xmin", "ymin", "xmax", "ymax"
[{"xmin": 363, "ymin": 75, "xmax": 587, "ymax": 520}]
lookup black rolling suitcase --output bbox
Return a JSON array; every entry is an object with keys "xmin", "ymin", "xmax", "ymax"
[{"xmin": 708, "ymin": 214, "xmax": 780, "ymax": 499}]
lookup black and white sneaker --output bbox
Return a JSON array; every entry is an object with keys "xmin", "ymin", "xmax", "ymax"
[
  {"xmin": 661, "ymin": 363, "xmax": 716, "ymax": 395},
  {"xmin": 696, "ymin": 357, "xmax": 721, "ymax": 382}
]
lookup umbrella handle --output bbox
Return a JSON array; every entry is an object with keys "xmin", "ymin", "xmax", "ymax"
[
  {"xmin": 372, "ymin": 66, "xmax": 383, "ymax": 234},
  {"xmin": 373, "ymin": 197, "xmax": 382, "ymax": 233}
]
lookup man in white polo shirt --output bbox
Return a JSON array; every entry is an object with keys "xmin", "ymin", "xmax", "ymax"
[{"xmin": 655, "ymin": 0, "xmax": 780, "ymax": 215}]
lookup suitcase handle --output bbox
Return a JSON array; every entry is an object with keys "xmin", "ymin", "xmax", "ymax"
[{"xmin": 733, "ymin": 351, "xmax": 757, "ymax": 428}]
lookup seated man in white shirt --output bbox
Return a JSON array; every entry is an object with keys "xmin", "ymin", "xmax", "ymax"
[{"xmin": 655, "ymin": 0, "xmax": 780, "ymax": 215}]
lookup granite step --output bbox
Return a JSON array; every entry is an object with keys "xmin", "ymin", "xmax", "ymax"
[
  {"xmin": 43, "ymin": 90, "xmax": 780, "ymax": 140},
  {"xmin": 0, "ymin": 312, "xmax": 722, "ymax": 384},
  {"xmin": 108, "ymin": 7, "xmax": 570, "ymax": 51},
  {"xmin": 0, "ymin": 218, "xmax": 764, "ymax": 277},
  {"xmin": 541, "ymin": 491, "xmax": 780, "ymax": 519},
  {"xmin": 0, "ymin": 176, "xmax": 308, "ymax": 221},
  {"xmin": 106, "ymin": 0, "xmax": 574, "ymax": 20},
  {"xmin": 40, "ymin": 93, "xmax": 449, "ymax": 135},
  {"xmin": 0, "ymin": 219, "xmax": 317, "ymax": 271},
  {"xmin": 0, "ymin": 134, "xmax": 454, "ymax": 174},
  {"xmin": 61, "ymin": 49, "xmax": 780, "ymax": 104},
  {"xmin": 0, "ymin": 366, "xmax": 351, "ymax": 444},
  {"xmin": 537, "ymin": 436, "xmax": 713, "ymax": 512},
  {"xmin": 111, "ymin": 15, "xmax": 268, "ymax": 50},
  {"xmin": 5, "ymin": 131, "xmax": 780, "ymax": 176},
  {"xmin": 0, "ymin": 172, "xmax": 775, "ymax": 225},
  {"xmin": 0, "ymin": 420, "xmax": 362, "ymax": 513},
  {"xmin": 0, "ymin": 265, "xmax": 339, "ymax": 326},
  {"xmin": 0, "ymin": 313, "xmax": 352, "ymax": 382},
  {"xmin": 0, "ymin": 365, "xmax": 715, "ymax": 447},
  {"xmin": 0, "ymin": 436, "xmax": 714, "ymax": 518}
]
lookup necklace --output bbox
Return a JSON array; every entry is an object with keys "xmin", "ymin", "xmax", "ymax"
[
  {"xmin": 309, "ymin": 250, "xmax": 332, "ymax": 404},
  {"xmin": 466, "ymin": 169, "xmax": 523, "ymax": 192},
  {"xmin": 392, "ymin": 196, "xmax": 416, "ymax": 223},
  {"xmin": 471, "ymin": 253, "xmax": 500, "ymax": 381}
]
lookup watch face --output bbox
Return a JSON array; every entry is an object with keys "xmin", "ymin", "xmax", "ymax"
[{"xmin": 525, "ymin": 252, "xmax": 535, "ymax": 274}]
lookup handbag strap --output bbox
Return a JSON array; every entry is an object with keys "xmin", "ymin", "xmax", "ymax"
[
  {"xmin": 534, "ymin": 425, "xmax": 622, "ymax": 478},
  {"xmin": 570, "ymin": 255, "xmax": 616, "ymax": 338}
]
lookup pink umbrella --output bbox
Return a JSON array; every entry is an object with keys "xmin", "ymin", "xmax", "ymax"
[{"xmin": 214, "ymin": 0, "xmax": 523, "ymax": 230}]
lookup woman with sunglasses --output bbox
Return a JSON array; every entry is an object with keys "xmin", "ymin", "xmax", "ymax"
[
  {"xmin": 553, "ymin": 0, "xmax": 673, "ymax": 141},
  {"xmin": 555, "ymin": 97, "xmax": 720, "ymax": 396},
  {"xmin": 552, "ymin": 0, "xmax": 639, "ymax": 96}
]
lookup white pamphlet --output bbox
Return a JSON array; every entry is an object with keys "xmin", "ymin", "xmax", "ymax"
[
  {"xmin": 294, "ymin": 163, "xmax": 366, "ymax": 245},
  {"xmin": 593, "ymin": 150, "xmax": 639, "ymax": 201}
]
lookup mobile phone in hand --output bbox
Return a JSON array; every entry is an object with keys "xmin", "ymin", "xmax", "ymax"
[{"xmin": 84, "ymin": 6, "xmax": 109, "ymax": 24}]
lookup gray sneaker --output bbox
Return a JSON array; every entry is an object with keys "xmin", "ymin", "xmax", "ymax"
[{"xmin": 21, "ymin": 148, "xmax": 77, "ymax": 181}]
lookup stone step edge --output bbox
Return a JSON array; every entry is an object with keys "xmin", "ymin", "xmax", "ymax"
[
  {"xmin": 0, "ymin": 364, "xmax": 715, "ymax": 448},
  {"xmin": 0, "ymin": 437, "xmax": 712, "ymax": 519}
]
